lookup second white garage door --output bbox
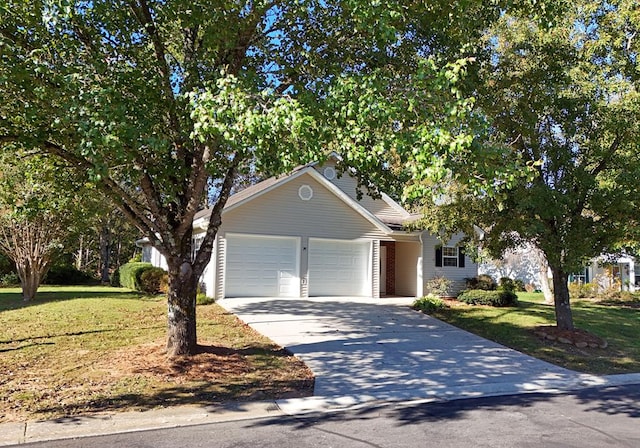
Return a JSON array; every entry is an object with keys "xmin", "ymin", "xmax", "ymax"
[
  {"xmin": 308, "ymin": 238, "xmax": 371, "ymax": 296},
  {"xmin": 225, "ymin": 234, "xmax": 299, "ymax": 298}
]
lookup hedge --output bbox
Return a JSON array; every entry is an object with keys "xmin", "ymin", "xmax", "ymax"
[
  {"xmin": 43, "ymin": 265, "xmax": 97, "ymax": 285},
  {"xmin": 457, "ymin": 289, "xmax": 518, "ymax": 307},
  {"xmin": 118, "ymin": 262, "xmax": 154, "ymax": 290},
  {"xmin": 139, "ymin": 267, "xmax": 169, "ymax": 295}
]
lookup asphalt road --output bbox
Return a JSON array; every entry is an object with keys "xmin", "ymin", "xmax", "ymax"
[{"xmin": 17, "ymin": 384, "xmax": 640, "ymax": 448}]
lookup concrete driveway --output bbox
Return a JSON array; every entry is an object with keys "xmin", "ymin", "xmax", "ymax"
[{"xmin": 220, "ymin": 297, "xmax": 599, "ymax": 412}]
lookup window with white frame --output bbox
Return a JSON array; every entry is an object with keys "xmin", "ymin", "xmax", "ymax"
[
  {"xmin": 442, "ymin": 246, "xmax": 458, "ymax": 267},
  {"xmin": 571, "ymin": 268, "xmax": 589, "ymax": 284}
]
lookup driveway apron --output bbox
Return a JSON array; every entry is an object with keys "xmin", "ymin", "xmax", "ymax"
[{"xmin": 220, "ymin": 297, "xmax": 590, "ymax": 408}]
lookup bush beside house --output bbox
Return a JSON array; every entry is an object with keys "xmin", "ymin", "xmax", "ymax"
[
  {"xmin": 118, "ymin": 262, "xmax": 168, "ymax": 294},
  {"xmin": 458, "ymin": 289, "xmax": 518, "ymax": 307},
  {"xmin": 412, "ymin": 294, "xmax": 448, "ymax": 314}
]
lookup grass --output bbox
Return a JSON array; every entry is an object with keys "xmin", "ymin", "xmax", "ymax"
[
  {"xmin": 429, "ymin": 292, "xmax": 640, "ymax": 375},
  {"xmin": 0, "ymin": 286, "xmax": 313, "ymax": 423}
]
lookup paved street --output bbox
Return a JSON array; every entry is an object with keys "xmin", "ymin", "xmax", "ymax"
[{"xmin": 19, "ymin": 384, "xmax": 640, "ymax": 448}]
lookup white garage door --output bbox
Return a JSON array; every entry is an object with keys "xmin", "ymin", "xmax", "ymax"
[
  {"xmin": 225, "ymin": 234, "xmax": 299, "ymax": 298},
  {"xmin": 308, "ymin": 238, "xmax": 371, "ymax": 296}
]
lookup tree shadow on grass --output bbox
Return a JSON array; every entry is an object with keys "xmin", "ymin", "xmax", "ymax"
[
  {"xmin": 0, "ymin": 341, "xmax": 55, "ymax": 352},
  {"xmin": 0, "ymin": 288, "xmax": 151, "ymax": 312},
  {"xmin": 0, "ymin": 325, "xmax": 165, "ymax": 345}
]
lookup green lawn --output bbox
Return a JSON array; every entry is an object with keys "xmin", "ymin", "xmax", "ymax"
[
  {"xmin": 431, "ymin": 292, "xmax": 640, "ymax": 375},
  {"xmin": 0, "ymin": 286, "xmax": 312, "ymax": 423}
]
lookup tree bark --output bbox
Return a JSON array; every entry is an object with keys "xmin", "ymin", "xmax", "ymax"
[
  {"xmin": 550, "ymin": 265, "xmax": 574, "ymax": 330},
  {"xmin": 165, "ymin": 260, "xmax": 199, "ymax": 356},
  {"xmin": 99, "ymin": 223, "xmax": 112, "ymax": 284},
  {"xmin": 16, "ymin": 259, "xmax": 48, "ymax": 301}
]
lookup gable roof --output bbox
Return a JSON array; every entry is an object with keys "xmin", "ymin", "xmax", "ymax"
[
  {"xmin": 193, "ymin": 157, "xmax": 414, "ymax": 233},
  {"xmin": 195, "ymin": 166, "xmax": 393, "ymax": 234}
]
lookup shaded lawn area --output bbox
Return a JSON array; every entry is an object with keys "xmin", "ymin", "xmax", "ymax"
[
  {"xmin": 0, "ymin": 286, "xmax": 313, "ymax": 423},
  {"xmin": 431, "ymin": 292, "xmax": 640, "ymax": 375}
]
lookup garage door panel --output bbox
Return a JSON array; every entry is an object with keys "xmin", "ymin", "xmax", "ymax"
[
  {"xmin": 308, "ymin": 239, "xmax": 370, "ymax": 296},
  {"xmin": 225, "ymin": 235, "xmax": 299, "ymax": 298}
]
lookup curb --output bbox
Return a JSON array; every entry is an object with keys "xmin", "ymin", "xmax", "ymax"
[
  {"xmin": 1, "ymin": 373, "xmax": 639, "ymax": 446},
  {"xmin": 0, "ymin": 401, "xmax": 284, "ymax": 446}
]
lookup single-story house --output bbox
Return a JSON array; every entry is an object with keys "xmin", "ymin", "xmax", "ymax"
[
  {"xmin": 571, "ymin": 256, "xmax": 637, "ymax": 292},
  {"xmin": 142, "ymin": 156, "xmax": 477, "ymax": 299}
]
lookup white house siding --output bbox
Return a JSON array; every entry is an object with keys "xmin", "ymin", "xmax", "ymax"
[
  {"xmin": 587, "ymin": 256, "xmax": 637, "ymax": 292},
  {"xmin": 214, "ymin": 172, "xmax": 388, "ymax": 298},
  {"xmin": 198, "ymin": 234, "xmax": 216, "ymax": 297},
  {"xmin": 219, "ymin": 172, "xmax": 389, "ymax": 240},
  {"xmin": 313, "ymin": 162, "xmax": 408, "ymax": 224},
  {"xmin": 422, "ymin": 232, "xmax": 477, "ymax": 296},
  {"xmin": 372, "ymin": 239, "xmax": 380, "ymax": 298},
  {"xmin": 151, "ymin": 247, "xmax": 168, "ymax": 271}
]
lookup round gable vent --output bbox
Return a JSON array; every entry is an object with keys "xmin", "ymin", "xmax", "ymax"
[
  {"xmin": 323, "ymin": 166, "xmax": 336, "ymax": 180},
  {"xmin": 298, "ymin": 184, "xmax": 313, "ymax": 201}
]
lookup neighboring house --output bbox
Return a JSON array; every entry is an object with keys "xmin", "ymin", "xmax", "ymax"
[
  {"xmin": 480, "ymin": 246, "xmax": 637, "ymax": 293},
  {"xmin": 573, "ymin": 255, "xmax": 637, "ymax": 293},
  {"xmin": 142, "ymin": 156, "xmax": 477, "ymax": 299},
  {"xmin": 479, "ymin": 244, "xmax": 546, "ymax": 289}
]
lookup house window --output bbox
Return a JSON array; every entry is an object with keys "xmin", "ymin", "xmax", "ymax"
[
  {"xmin": 570, "ymin": 268, "xmax": 589, "ymax": 284},
  {"xmin": 435, "ymin": 245, "xmax": 466, "ymax": 268},
  {"xmin": 443, "ymin": 246, "xmax": 459, "ymax": 267}
]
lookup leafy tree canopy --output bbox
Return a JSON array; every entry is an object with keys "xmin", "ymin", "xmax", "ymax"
[
  {"xmin": 0, "ymin": 0, "xmax": 556, "ymax": 352},
  {"xmin": 415, "ymin": 0, "xmax": 640, "ymax": 330}
]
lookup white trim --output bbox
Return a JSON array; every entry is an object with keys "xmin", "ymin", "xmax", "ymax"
[
  {"xmin": 379, "ymin": 192, "xmax": 412, "ymax": 218},
  {"xmin": 442, "ymin": 246, "xmax": 459, "ymax": 267},
  {"xmin": 298, "ymin": 184, "xmax": 313, "ymax": 200},
  {"xmin": 323, "ymin": 166, "xmax": 336, "ymax": 180}
]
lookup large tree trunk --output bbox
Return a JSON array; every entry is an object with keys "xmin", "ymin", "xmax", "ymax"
[
  {"xmin": 16, "ymin": 258, "xmax": 48, "ymax": 301},
  {"xmin": 550, "ymin": 265, "xmax": 574, "ymax": 331},
  {"xmin": 166, "ymin": 260, "xmax": 199, "ymax": 356},
  {"xmin": 99, "ymin": 223, "xmax": 111, "ymax": 284}
]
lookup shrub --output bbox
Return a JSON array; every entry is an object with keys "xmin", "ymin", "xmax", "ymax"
[
  {"xmin": 465, "ymin": 274, "xmax": 497, "ymax": 291},
  {"xmin": 498, "ymin": 277, "xmax": 516, "ymax": 292},
  {"xmin": 457, "ymin": 289, "xmax": 518, "ymax": 307},
  {"xmin": 110, "ymin": 269, "xmax": 121, "ymax": 287},
  {"xmin": 568, "ymin": 282, "xmax": 598, "ymax": 299},
  {"xmin": 412, "ymin": 294, "xmax": 447, "ymax": 314},
  {"xmin": 0, "ymin": 272, "xmax": 20, "ymax": 287},
  {"xmin": 196, "ymin": 293, "xmax": 216, "ymax": 306},
  {"xmin": 139, "ymin": 267, "xmax": 168, "ymax": 295},
  {"xmin": 513, "ymin": 279, "xmax": 526, "ymax": 292},
  {"xmin": 424, "ymin": 276, "xmax": 452, "ymax": 296},
  {"xmin": 43, "ymin": 265, "xmax": 97, "ymax": 285},
  {"xmin": 118, "ymin": 262, "xmax": 154, "ymax": 290}
]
